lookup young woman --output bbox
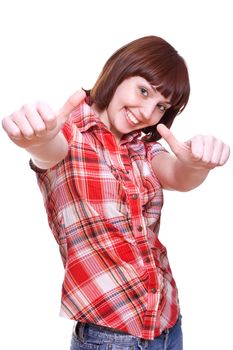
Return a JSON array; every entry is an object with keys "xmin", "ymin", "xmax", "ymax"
[{"xmin": 2, "ymin": 36, "xmax": 230, "ymax": 350}]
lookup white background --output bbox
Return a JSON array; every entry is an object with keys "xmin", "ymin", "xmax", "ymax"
[{"xmin": 0, "ymin": 0, "xmax": 232, "ymax": 349}]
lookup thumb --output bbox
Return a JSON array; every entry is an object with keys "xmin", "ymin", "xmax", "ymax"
[
  {"xmin": 156, "ymin": 124, "xmax": 181, "ymax": 153},
  {"xmin": 56, "ymin": 89, "xmax": 86, "ymax": 122}
]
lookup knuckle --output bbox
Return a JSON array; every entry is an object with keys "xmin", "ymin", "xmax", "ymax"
[
  {"xmin": 23, "ymin": 103, "xmax": 37, "ymax": 116},
  {"xmin": 206, "ymin": 135, "xmax": 217, "ymax": 146},
  {"xmin": 192, "ymin": 153, "xmax": 202, "ymax": 161},
  {"xmin": 215, "ymin": 138, "xmax": 222, "ymax": 145},
  {"xmin": 202, "ymin": 155, "xmax": 210, "ymax": 163},
  {"xmin": 192, "ymin": 134, "xmax": 202, "ymax": 142},
  {"xmin": 36, "ymin": 100, "xmax": 47, "ymax": 110},
  {"xmin": 226, "ymin": 144, "xmax": 231, "ymax": 154},
  {"xmin": 35, "ymin": 124, "xmax": 46, "ymax": 134},
  {"xmin": 44, "ymin": 117, "xmax": 57, "ymax": 130},
  {"xmin": 45, "ymin": 114, "xmax": 56, "ymax": 122},
  {"xmin": 22, "ymin": 103, "xmax": 31, "ymax": 111},
  {"xmin": 1, "ymin": 116, "xmax": 8, "ymax": 127},
  {"xmin": 11, "ymin": 111, "xmax": 20, "ymax": 120},
  {"xmin": 11, "ymin": 130, "xmax": 21, "ymax": 138},
  {"xmin": 24, "ymin": 131, "xmax": 35, "ymax": 139}
]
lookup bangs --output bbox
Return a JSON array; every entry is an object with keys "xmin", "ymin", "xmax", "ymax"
[{"xmin": 141, "ymin": 57, "xmax": 190, "ymax": 113}]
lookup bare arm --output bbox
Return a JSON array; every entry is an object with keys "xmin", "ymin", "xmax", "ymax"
[
  {"xmin": 152, "ymin": 124, "xmax": 230, "ymax": 191},
  {"xmin": 2, "ymin": 90, "xmax": 86, "ymax": 169}
]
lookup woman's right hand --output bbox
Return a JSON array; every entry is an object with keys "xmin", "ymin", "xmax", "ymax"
[{"xmin": 2, "ymin": 90, "xmax": 86, "ymax": 149}]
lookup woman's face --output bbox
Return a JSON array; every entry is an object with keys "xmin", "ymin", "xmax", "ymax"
[{"xmin": 95, "ymin": 76, "xmax": 172, "ymax": 143}]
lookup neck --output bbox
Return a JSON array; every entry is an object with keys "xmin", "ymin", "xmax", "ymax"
[{"xmin": 91, "ymin": 104, "xmax": 122, "ymax": 145}]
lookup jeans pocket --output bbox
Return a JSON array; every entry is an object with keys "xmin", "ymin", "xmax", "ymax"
[{"xmin": 70, "ymin": 335, "xmax": 100, "ymax": 350}]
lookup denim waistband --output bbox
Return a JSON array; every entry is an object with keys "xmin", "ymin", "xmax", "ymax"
[
  {"xmin": 74, "ymin": 315, "xmax": 182, "ymax": 343},
  {"xmin": 75, "ymin": 321, "xmax": 134, "ymax": 341}
]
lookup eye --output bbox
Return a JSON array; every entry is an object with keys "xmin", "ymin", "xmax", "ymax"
[
  {"xmin": 139, "ymin": 87, "xmax": 149, "ymax": 97},
  {"xmin": 158, "ymin": 104, "xmax": 167, "ymax": 113}
]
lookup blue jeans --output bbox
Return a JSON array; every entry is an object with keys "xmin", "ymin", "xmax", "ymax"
[{"xmin": 70, "ymin": 316, "xmax": 183, "ymax": 350}]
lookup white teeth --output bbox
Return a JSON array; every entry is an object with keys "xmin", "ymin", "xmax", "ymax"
[{"xmin": 126, "ymin": 110, "xmax": 139, "ymax": 125}]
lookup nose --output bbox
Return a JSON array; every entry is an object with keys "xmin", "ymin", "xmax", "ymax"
[{"xmin": 141, "ymin": 101, "xmax": 156, "ymax": 120}]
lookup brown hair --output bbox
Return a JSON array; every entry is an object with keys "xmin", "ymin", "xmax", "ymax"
[{"xmin": 85, "ymin": 35, "xmax": 190, "ymax": 142}]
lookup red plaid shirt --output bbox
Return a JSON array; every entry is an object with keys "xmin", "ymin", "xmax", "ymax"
[{"xmin": 30, "ymin": 101, "xmax": 180, "ymax": 340}]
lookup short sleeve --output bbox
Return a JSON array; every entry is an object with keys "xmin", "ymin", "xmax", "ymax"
[
  {"xmin": 29, "ymin": 158, "xmax": 47, "ymax": 173},
  {"xmin": 145, "ymin": 141, "xmax": 168, "ymax": 163}
]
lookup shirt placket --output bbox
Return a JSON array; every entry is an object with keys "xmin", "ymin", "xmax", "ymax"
[
  {"xmin": 102, "ymin": 135, "xmax": 161, "ymax": 338},
  {"xmin": 125, "ymin": 180, "xmax": 161, "ymax": 339}
]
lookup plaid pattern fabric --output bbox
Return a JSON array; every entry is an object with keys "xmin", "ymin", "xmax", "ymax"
[{"xmin": 30, "ymin": 101, "xmax": 180, "ymax": 340}]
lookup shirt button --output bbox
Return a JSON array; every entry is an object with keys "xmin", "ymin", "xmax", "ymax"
[
  {"xmin": 151, "ymin": 288, "xmax": 157, "ymax": 293},
  {"xmin": 132, "ymin": 194, "xmax": 138, "ymax": 200},
  {"xmin": 137, "ymin": 225, "xmax": 143, "ymax": 232},
  {"xmin": 145, "ymin": 257, "xmax": 150, "ymax": 263}
]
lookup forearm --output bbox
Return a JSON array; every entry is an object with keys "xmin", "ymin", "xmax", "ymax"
[
  {"xmin": 152, "ymin": 153, "xmax": 210, "ymax": 192},
  {"xmin": 171, "ymin": 157, "xmax": 210, "ymax": 191},
  {"xmin": 26, "ymin": 132, "xmax": 68, "ymax": 169}
]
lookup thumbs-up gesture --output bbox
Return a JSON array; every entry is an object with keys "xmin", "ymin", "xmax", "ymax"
[
  {"xmin": 157, "ymin": 124, "xmax": 230, "ymax": 170},
  {"xmin": 2, "ymin": 90, "xmax": 86, "ymax": 149}
]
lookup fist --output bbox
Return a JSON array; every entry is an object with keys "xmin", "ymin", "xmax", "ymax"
[
  {"xmin": 157, "ymin": 124, "xmax": 230, "ymax": 169},
  {"xmin": 2, "ymin": 90, "xmax": 86, "ymax": 148}
]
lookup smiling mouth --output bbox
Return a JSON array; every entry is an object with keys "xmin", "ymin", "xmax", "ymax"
[{"xmin": 125, "ymin": 109, "xmax": 140, "ymax": 125}]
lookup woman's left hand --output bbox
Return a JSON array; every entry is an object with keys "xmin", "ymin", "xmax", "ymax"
[{"xmin": 157, "ymin": 124, "xmax": 230, "ymax": 170}]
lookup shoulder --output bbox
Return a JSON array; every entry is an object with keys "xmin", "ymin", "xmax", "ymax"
[{"xmin": 142, "ymin": 139, "xmax": 168, "ymax": 161}]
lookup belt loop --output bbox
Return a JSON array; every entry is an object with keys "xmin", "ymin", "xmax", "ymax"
[
  {"xmin": 76, "ymin": 322, "xmax": 85, "ymax": 342},
  {"xmin": 163, "ymin": 328, "xmax": 169, "ymax": 350},
  {"xmin": 138, "ymin": 339, "xmax": 149, "ymax": 349}
]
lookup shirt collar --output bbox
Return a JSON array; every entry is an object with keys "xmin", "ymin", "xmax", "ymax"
[
  {"xmin": 70, "ymin": 101, "xmax": 102, "ymax": 132},
  {"xmin": 71, "ymin": 101, "xmax": 142, "ymax": 144}
]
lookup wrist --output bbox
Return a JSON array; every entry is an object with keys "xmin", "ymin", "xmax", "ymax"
[
  {"xmin": 174, "ymin": 158, "xmax": 210, "ymax": 191},
  {"xmin": 26, "ymin": 132, "xmax": 68, "ymax": 168}
]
